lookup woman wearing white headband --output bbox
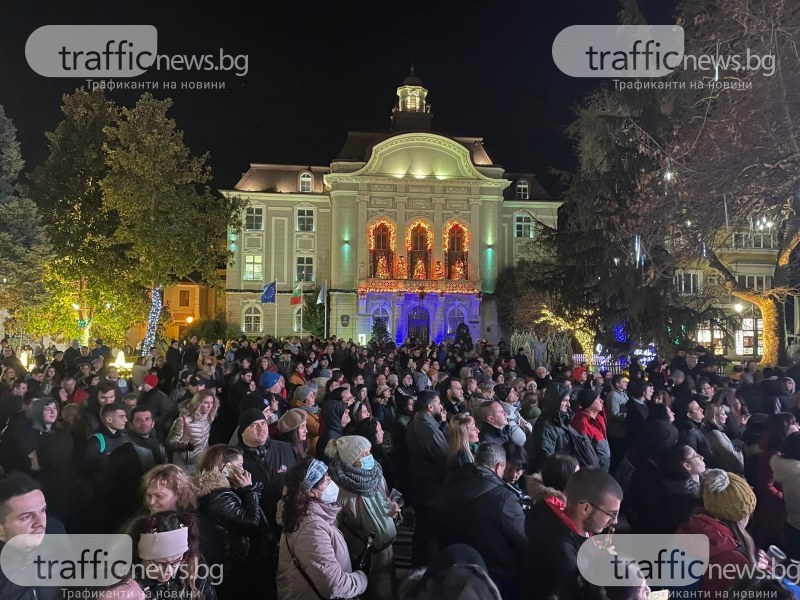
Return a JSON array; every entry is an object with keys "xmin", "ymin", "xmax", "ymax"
[
  {"xmin": 125, "ymin": 511, "xmax": 217, "ymax": 600},
  {"xmin": 276, "ymin": 457, "xmax": 368, "ymax": 600}
]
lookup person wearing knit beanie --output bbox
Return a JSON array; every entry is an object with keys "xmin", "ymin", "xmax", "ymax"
[
  {"xmin": 261, "ymin": 371, "xmax": 283, "ymax": 391},
  {"xmin": 238, "ymin": 408, "xmax": 268, "ymax": 439},
  {"xmin": 701, "ymin": 469, "xmax": 757, "ymax": 522},
  {"xmin": 324, "ymin": 435, "xmax": 371, "ymax": 466}
]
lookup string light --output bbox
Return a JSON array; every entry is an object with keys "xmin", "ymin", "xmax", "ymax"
[
  {"xmin": 405, "ymin": 219, "xmax": 434, "ymax": 251},
  {"xmin": 143, "ymin": 285, "xmax": 162, "ymax": 352},
  {"xmin": 367, "ymin": 219, "xmax": 397, "ymax": 251},
  {"xmin": 442, "ymin": 220, "xmax": 471, "ymax": 252}
]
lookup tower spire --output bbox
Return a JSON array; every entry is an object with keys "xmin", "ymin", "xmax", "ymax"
[{"xmin": 390, "ymin": 65, "xmax": 432, "ymax": 132}]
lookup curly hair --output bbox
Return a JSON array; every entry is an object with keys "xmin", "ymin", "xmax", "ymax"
[
  {"xmin": 282, "ymin": 457, "xmax": 324, "ymax": 533},
  {"xmin": 127, "ymin": 511, "xmax": 202, "ymax": 594},
  {"xmin": 142, "ymin": 464, "xmax": 198, "ymax": 512}
]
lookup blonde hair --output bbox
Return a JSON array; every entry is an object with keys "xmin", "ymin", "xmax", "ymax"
[
  {"xmin": 703, "ymin": 404, "xmax": 726, "ymax": 428},
  {"xmin": 142, "ymin": 464, "xmax": 198, "ymax": 512},
  {"xmin": 447, "ymin": 413, "xmax": 475, "ymax": 466},
  {"xmin": 185, "ymin": 389, "xmax": 218, "ymax": 422}
]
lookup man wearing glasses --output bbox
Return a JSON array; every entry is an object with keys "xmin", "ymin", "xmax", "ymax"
[{"xmin": 524, "ymin": 468, "xmax": 623, "ymax": 600}]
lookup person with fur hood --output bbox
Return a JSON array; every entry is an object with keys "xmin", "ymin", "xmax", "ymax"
[
  {"xmin": 195, "ymin": 444, "xmax": 273, "ymax": 600},
  {"xmin": 526, "ymin": 453, "xmax": 579, "ymax": 509},
  {"xmin": 326, "ymin": 435, "xmax": 399, "ymax": 600}
]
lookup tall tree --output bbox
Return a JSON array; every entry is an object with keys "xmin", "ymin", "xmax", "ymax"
[
  {"xmin": 0, "ymin": 105, "xmax": 51, "ymax": 326},
  {"xmin": 27, "ymin": 88, "xmax": 145, "ymax": 346},
  {"xmin": 101, "ymin": 94, "xmax": 244, "ymax": 350},
  {"xmin": 631, "ymin": 0, "xmax": 800, "ymax": 365}
]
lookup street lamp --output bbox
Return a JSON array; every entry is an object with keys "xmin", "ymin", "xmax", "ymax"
[
  {"xmin": 186, "ymin": 316, "xmax": 194, "ymax": 324},
  {"xmin": 734, "ymin": 303, "xmax": 743, "ymax": 313}
]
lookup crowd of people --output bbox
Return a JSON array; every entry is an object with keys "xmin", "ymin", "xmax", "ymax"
[{"xmin": 0, "ymin": 335, "xmax": 799, "ymax": 599}]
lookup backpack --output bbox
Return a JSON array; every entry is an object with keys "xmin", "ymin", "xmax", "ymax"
[
  {"xmin": 566, "ymin": 426, "xmax": 600, "ymax": 468},
  {"xmin": 91, "ymin": 432, "xmax": 107, "ymax": 454}
]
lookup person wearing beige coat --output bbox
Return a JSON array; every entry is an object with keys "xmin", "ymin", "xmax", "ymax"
[{"xmin": 277, "ymin": 457, "xmax": 368, "ymax": 600}]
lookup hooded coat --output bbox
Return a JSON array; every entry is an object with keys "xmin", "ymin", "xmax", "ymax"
[
  {"xmin": 440, "ymin": 463, "xmax": 527, "ymax": 583},
  {"xmin": 527, "ymin": 383, "xmax": 573, "ymax": 471},
  {"xmin": 317, "ymin": 400, "xmax": 347, "ymax": 462}
]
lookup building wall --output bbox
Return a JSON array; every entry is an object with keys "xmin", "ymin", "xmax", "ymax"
[{"xmin": 223, "ymin": 133, "xmax": 560, "ymax": 342}]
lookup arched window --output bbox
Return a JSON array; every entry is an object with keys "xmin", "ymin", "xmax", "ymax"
[
  {"xmin": 516, "ymin": 180, "xmax": 530, "ymax": 200},
  {"xmin": 299, "ymin": 172, "xmax": 312, "ymax": 193},
  {"xmin": 446, "ymin": 308, "xmax": 466, "ymax": 334},
  {"xmin": 448, "ymin": 225, "xmax": 464, "ymax": 253},
  {"xmin": 372, "ymin": 307, "xmax": 390, "ymax": 329},
  {"xmin": 243, "ymin": 306, "xmax": 263, "ymax": 333},
  {"xmin": 411, "ymin": 225, "xmax": 427, "ymax": 251},
  {"xmin": 294, "ymin": 307, "xmax": 302, "ymax": 333},
  {"xmin": 375, "ymin": 224, "xmax": 390, "ymax": 251}
]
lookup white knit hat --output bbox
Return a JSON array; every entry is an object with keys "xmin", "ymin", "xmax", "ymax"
[{"xmin": 325, "ymin": 435, "xmax": 371, "ymax": 465}]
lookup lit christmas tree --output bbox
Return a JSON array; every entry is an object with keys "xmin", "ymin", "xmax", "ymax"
[
  {"xmin": 376, "ymin": 254, "xmax": 390, "ymax": 279},
  {"xmin": 397, "ymin": 256, "xmax": 407, "ymax": 278},
  {"xmin": 451, "ymin": 259, "xmax": 465, "ymax": 280},
  {"xmin": 412, "ymin": 259, "xmax": 427, "ymax": 279}
]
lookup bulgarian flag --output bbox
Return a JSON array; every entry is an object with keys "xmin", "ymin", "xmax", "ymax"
[{"xmin": 290, "ymin": 283, "xmax": 303, "ymax": 306}]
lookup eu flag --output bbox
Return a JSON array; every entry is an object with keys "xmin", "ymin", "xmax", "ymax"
[{"xmin": 261, "ymin": 281, "xmax": 276, "ymax": 303}]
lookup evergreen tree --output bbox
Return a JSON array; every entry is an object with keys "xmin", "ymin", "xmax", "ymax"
[
  {"xmin": 0, "ymin": 105, "xmax": 51, "ymax": 322},
  {"xmin": 301, "ymin": 289, "xmax": 326, "ymax": 338},
  {"xmin": 370, "ymin": 316, "xmax": 389, "ymax": 345}
]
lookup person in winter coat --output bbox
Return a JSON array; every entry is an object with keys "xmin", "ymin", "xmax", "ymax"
[
  {"xmin": 195, "ymin": 444, "xmax": 272, "ymax": 600},
  {"xmin": 703, "ymin": 404, "xmax": 744, "ymax": 474},
  {"xmin": 524, "ymin": 468, "xmax": 623, "ymax": 600},
  {"xmin": 167, "ymin": 390, "xmax": 217, "ymax": 472},
  {"xmin": 661, "ymin": 444, "xmax": 705, "ymax": 533},
  {"xmin": 447, "ymin": 413, "xmax": 479, "ymax": 470},
  {"xmin": 440, "ymin": 443, "xmax": 527, "ymax": 598},
  {"xmin": 526, "ymin": 453, "xmax": 578, "ymax": 507},
  {"xmin": 291, "ymin": 385, "xmax": 321, "ymax": 456},
  {"xmin": 677, "ymin": 469, "xmax": 767, "ymax": 594},
  {"xmin": 527, "ymin": 382, "xmax": 574, "ymax": 472},
  {"xmin": 673, "ymin": 397, "xmax": 713, "ymax": 463},
  {"xmin": 624, "ymin": 420, "xmax": 679, "ymax": 534},
  {"xmin": 770, "ymin": 431, "xmax": 800, "ymax": 560},
  {"xmin": 571, "ymin": 388, "xmax": 611, "ymax": 472},
  {"xmin": 276, "ymin": 409, "xmax": 310, "ymax": 461},
  {"xmin": 317, "ymin": 399, "xmax": 350, "ymax": 461},
  {"xmin": 276, "ymin": 457, "xmax": 368, "ymax": 600},
  {"xmin": 406, "ymin": 390, "xmax": 449, "ymax": 567},
  {"xmin": 753, "ymin": 412, "xmax": 797, "ymax": 549},
  {"xmin": 326, "ymin": 436, "xmax": 399, "ymax": 600}
]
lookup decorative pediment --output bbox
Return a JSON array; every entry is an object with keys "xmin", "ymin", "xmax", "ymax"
[{"xmin": 341, "ymin": 134, "xmax": 498, "ymax": 182}]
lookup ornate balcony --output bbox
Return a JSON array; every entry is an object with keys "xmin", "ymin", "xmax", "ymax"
[{"xmin": 357, "ymin": 277, "xmax": 482, "ymax": 296}]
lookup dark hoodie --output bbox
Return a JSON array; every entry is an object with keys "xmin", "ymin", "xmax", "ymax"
[
  {"xmin": 440, "ymin": 463, "xmax": 527, "ymax": 583},
  {"xmin": 527, "ymin": 382, "xmax": 573, "ymax": 471},
  {"xmin": 316, "ymin": 400, "xmax": 347, "ymax": 462}
]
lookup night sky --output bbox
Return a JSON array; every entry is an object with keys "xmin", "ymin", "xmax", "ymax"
[{"xmin": 0, "ymin": 0, "xmax": 677, "ymax": 194}]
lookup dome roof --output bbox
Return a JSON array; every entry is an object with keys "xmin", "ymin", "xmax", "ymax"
[{"xmin": 403, "ymin": 65, "xmax": 424, "ymax": 87}]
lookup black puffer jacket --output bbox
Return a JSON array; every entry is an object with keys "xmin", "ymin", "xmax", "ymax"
[{"xmin": 195, "ymin": 469, "xmax": 266, "ymax": 566}]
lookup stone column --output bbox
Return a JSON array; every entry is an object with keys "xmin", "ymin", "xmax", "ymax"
[{"xmin": 432, "ymin": 196, "xmax": 445, "ymax": 276}]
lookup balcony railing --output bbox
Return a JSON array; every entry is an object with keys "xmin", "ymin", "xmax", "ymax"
[
  {"xmin": 727, "ymin": 230, "xmax": 777, "ymax": 250},
  {"xmin": 357, "ymin": 277, "xmax": 482, "ymax": 296}
]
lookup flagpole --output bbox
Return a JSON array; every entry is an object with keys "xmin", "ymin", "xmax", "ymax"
[
  {"xmin": 324, "ymin": 280, "xmax": 328, "ymax": 340},
  {"xmin": 274, "ymin": 293, "xmax": 278, "ymax": 339},
  {"xmin": 300, "ymin": 287, "xmax": 304, "ymax": 335}
]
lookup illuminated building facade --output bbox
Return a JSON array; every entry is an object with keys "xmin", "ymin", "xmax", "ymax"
[{"xmin": 222, "ymin": 69, "xmax": 558, "ymax": 344}]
